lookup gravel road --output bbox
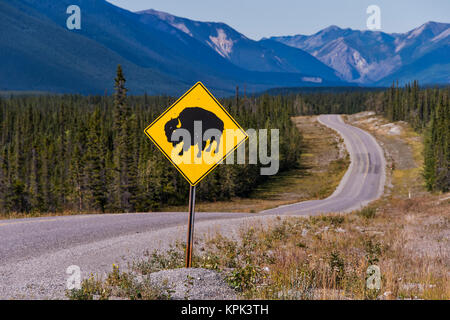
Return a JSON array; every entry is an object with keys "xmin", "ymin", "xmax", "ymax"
[{"xmin": 0, "ymin": 114, "xmax": 385, "ymax": 299}]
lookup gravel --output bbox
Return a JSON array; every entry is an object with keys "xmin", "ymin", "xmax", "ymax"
[
  {"xmin": 143, "ymin": 268, "xmax": 238, "ymax": 300},
  {"xmin": 0, "ymin": 216, "xmax": 273, "ymax": 299}
]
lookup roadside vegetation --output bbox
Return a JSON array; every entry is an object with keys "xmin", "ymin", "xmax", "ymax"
[
  {"xmin": 68, "ymin": 108, "xmax": 448, "ymax": 300},
  {"xmin": 69, "ymin": 193, "xmax": 448, "ymax": 300},
  {"xmin": 66, "ymin": 264, "xmax": 173, "ymax": 300},
  {"xmin": 381, "ymin": 82, "xmax": 449, "ymax": 193}
]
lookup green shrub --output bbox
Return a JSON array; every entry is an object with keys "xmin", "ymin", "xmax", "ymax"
[{"xmin": 357, "ymin": 207, "xmax": 376, "ymax": 219}]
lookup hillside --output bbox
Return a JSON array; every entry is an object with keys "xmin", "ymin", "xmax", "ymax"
[
  {"xmin": 0, "ymin": 0, "xmax": 344, "ymax": 96},
  {"xmin": 138, "ymin": 9, "xmax": 341, "ymax": 82},
  {"xmin": 271, "ymin": 22, "xmax": 450, "ymax": 85}
]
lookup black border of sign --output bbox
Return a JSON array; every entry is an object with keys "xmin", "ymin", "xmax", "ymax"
[{"xmin": 144, "ymin": 82, "xmax": 249, "ymax": 186}]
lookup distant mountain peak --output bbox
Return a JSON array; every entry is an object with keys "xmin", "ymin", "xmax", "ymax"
[
  {"xmin": 137, "ymin": 8, "xmax": 164, "ymax": 16},
  {"xmin": 421, "ymin": 21, "xmax": 449, "ymax": 28},
  {"xmin": 137, "ymin": 8, "xmax": 341, "ymax": 81},
  {"xmin": 321, "ymin": 25, "xmax": 343, "ymax": 32},
  {"xmin": 407, "ymin": 21, "xmax": 449, "ymax": 38},
  {"xmin": 271, "ymin": 21, "xmax": 449, "ymax": 85}
]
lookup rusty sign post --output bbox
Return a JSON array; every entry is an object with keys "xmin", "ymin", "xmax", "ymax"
[
  {"xmin": 185, "ymin": 185, "xmax": 196, "ymax": 268},
  {"xmin": 144, "ymin": 82, "xmax": 247, "ymax": 267}
]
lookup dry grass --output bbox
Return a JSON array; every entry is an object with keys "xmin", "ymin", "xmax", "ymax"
[
  {"xmin": 74, "ymin": 193, "xmax": 448, "ymax": 300},
  {"xmin": 66, "ymin": 264, "xmax": 173, "ymax": 300},
  {"xmin": 0, "ymin": 210, "xmax": 103, "ymax": 221},
  {"xmin": 193, "ymin": 194, "xmax": 449, "ymax": 300},
  {"xmin": 187, "ymin": 112, "xmax": 447, "ymax": 300}
]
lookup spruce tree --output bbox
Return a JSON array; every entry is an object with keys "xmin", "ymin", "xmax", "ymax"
[
  {"xmin": 70, "ymin": 125, "xmax": 87, "ymax": 211},
  {"xmin": 434, "ymin": 95, "xmax": 449, "ymax": 191},
  {"xmin": 0, "ymin": 156, "xmax": 5, "ymax": 213},
  {"xmin": 86, "ymin": 109, "xmax": 108, "ymax": 212},
  {"xmin": 112, "ymin": 65, "xmax": 138, "ymax": 212},
  {"xmin": 423, "ymin": 115, "xmax": 437, "ymax": 191}
]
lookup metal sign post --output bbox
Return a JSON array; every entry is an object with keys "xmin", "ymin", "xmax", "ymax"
[{"xmin": 185, "ymin": 185, "xmax": 196, "ymax": 268}]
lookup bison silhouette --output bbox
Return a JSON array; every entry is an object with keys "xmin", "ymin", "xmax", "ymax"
[{"xmin": 164, "ymin": 107, "xmax": 224, "ymax": 157}]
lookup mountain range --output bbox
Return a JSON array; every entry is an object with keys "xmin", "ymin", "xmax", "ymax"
[
  {"xmin": 271, "ymin": 22, "xmax": 450, "ymax": 85},
  {"xmin": 0, "ymin": 0, "xmax": 448, "ymax": 95}
]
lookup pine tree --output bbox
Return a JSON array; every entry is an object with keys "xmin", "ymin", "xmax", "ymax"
[
  {"xmin": 423, "ymin": 116, "xmax": 437, "ymax": 191},
  {"xmin": 0, "ymin": 155, "xmax": 5, "ymax": 213},
  {"xmin": 29, "ymin": 146, "xmax": 44, "ymax": 212},
  {"xmin": 70, "ymin": 125, "xmax": 87, "ymax": 211},
  {"xmin": 85, "ymin": 109, "xmax": 108, "ymax": 212},
  {"xmin": 434, "ymin": 94, "xmax": 449, "ymax": 191},
  {"xmin": 5, "ymin": 78, "xmax": 448, "ymax": 214},
  {"xmin": 112, "ymin": 65, "xmax": 138, "ymax": 212}
]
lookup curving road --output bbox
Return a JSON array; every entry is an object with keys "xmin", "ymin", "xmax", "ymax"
[
  {"xmin": 0, "ymin": 114, "xmax": 385, "ymax": 298},
  {"xmin": 262, "ymin": 114, "xmax": 385, "ymax": 215}
]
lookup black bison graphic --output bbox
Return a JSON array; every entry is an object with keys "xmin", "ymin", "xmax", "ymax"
[{"xmin": 164, "ymin": 107, "xmax": 224, "ymax": 157}]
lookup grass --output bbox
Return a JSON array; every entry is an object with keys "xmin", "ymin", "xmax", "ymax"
[
  {"xmin": 75, "ymin": 194, "xmax": 448, "ymax": 300},
  {"xmin": 66, "ymin": 264, "xmax": 175, "ymax": 300},
  {"xmin": 357, "ymin": 207, "xmax": 377, "ymax": 219},
  {"xmin": 0, "ymin": 210, "xmax": 100, "ymax": 221}
]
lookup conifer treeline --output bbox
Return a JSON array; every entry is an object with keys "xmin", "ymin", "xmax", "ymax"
[
  {"xmin": 0, "ymin": 68, "xmax": 303, "ymax": 214},
  {"xmin": 378, "ymin": 82, "xmax": 449, "ymax": 192},
  {"xmin": 0, "ymin": 70, "xmax": 448, "ymax": 215}
]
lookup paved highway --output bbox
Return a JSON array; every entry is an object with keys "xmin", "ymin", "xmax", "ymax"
[
  {"xmin": 0, "ymin": 114, "xmax": 385, "ymax": 298},
  {"xmin": 262, "ymin": 114, "xmax": 385, "ymax": 215}
]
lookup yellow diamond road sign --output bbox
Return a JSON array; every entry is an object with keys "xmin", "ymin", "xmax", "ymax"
[{"xmin": 144, "ymin": 82, "xmax": 248, "ymax": 186}]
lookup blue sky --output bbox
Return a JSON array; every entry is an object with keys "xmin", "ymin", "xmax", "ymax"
[{"xmin": 106, "ymin": 0, "xmax": 450, "ymax": 40}]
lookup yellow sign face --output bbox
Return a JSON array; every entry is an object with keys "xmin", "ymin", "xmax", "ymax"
[{"xmin": 144, "ymin": 82, "xmax": 248, "ymax": 186}]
